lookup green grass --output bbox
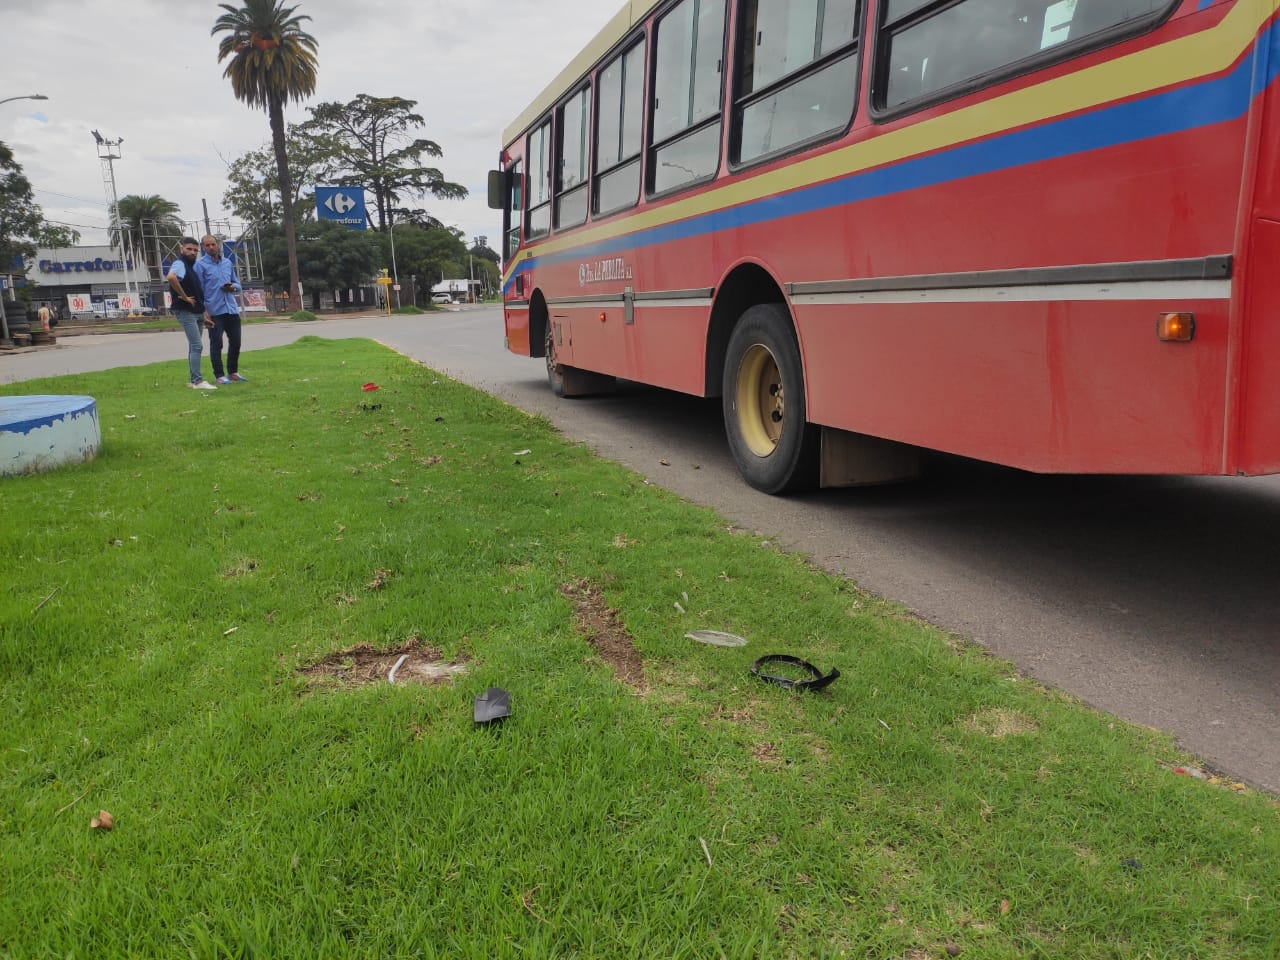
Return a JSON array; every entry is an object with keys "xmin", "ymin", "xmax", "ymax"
[{"xmin": 2, "ymin": 338, "xmax": 1277, "ymax": 959}]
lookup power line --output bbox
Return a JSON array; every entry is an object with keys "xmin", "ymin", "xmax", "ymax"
[
  {"xmin": 34, "ymin": 188, "xmax": 109, "ymax": 207},
  {"xmin": 41, "ymin": 217, "xmax": 111, "ymax": 230}
]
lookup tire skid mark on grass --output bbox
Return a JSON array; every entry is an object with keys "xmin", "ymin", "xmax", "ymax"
[{"xmin": 560, "ymin": 579, "xmax": 646, "ymax": 691}]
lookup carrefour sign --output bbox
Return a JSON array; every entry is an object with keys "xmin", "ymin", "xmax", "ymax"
[
  {"xmin": 38, "ymin": 256, "xmax": 134, "ymax": 274},
  {"xmin": 315, "ymin": 186, "xmax": 368, "ymax": 229}
]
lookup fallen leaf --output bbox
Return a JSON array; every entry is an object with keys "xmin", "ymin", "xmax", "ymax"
[
  {"xmin": 999, "ymin": 899, "xmax": 1010, "ymax": 915},
  {"xmin": 90, "ymin": 810, "xmax": 114, "ymax": 831},
  {"xmin": 659, "ymin": 459, "xmax": 670, "ymax": 466}
]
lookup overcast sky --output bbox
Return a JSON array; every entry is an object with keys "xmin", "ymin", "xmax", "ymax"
[{"xmin": 1, "ymin": 0, "xmax": 619, "ymax": 250}]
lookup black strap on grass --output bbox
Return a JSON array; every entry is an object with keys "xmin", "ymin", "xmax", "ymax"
[{"xmin": 750, "ymin": 655, "xmax": 840, "ymax": 691}]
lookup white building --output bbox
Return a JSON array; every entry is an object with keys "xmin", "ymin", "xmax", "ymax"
[{"xmin": 29, "ymin": 246, "xmax": 153, "ymax": 316}]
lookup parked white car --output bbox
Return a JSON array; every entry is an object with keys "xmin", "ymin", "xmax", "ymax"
[{"xmin": 431, "ymin": 293, "xmax": 454, "ymax": 304}]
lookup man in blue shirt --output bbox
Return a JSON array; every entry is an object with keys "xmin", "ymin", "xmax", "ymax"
[
  {"xmin": 196, "ymin": 234, "xmax": 247, "ymax": 384},
  {"xmin": 166, "ymin": 237, "xmax": 216, "ymax": 390}
]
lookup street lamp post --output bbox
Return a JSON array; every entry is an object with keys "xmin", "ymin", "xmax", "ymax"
[
  {"xmin": 0, "ymin": 94, "xmax": 48, "ymax": 107},
  {"xmin": 387, "ymin": 214, "xmax": 400, "ymax": 310}
]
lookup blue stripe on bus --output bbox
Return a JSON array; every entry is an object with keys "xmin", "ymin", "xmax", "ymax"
[
  {"xmin": 506, "ymin": 19, "xmax": 1279, "ymax": 293},
  {"xmin": 1198, "ymin": 0, "xmax": 1215, "ymax": 10}
]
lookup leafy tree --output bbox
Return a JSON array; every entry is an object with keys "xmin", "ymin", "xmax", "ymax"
[
  {"xmin": 388, "ymin": 206, "xmax": 444, "ymax": 230},
  {"xmin": 260, "ymin": 220, "xmax": 382, "ymax": 293},
  {"xmin": 303, "ymin": 95, "xmax": 466, "ymax": 231},
  {"xmin": 0, "ymin": 141, "xmax": 43, "ymax": 279},
  {"xmin": 214, "ymin": 0, "xmax": 319, "ymax": 311},
  {"xmin": 110, "ymin": 194, "xmax": 184, "ymax": 278},
  {"xmin": 467, "ymin": 241, "xmax": 500, "ymax": 298},
  {"xmin": 222, "ymin": 123, "xmax": 341, "ymax": 226},
  {"xmin": 469, "ymin": 238, "xmax": 499, "ymax": 264},
  {"xmin": 378, "ymin": 223, "xmax": 466, "ymax": 297},
  {"xmin": 35, "ymin": 224, "xmax": 81, "ymax": 248}
]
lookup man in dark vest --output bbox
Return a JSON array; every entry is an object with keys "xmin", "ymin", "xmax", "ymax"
[{"xmin": 166, "ymin": 237, "xmax": 216, "ymax": 390}]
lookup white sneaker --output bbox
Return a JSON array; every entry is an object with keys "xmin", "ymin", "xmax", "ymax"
[{"xmin": 190, "ymin": 380, "xmax": 217, "ymax": 390}]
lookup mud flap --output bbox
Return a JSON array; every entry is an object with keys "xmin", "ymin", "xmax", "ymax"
[{"xmin": 819, "ymin": 427, "xmax": 920, "ymax": 487}]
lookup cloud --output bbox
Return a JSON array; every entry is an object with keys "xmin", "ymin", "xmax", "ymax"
[{"xmin": 2, "ymin": 0, "xmax": 620, "ymax": 245}]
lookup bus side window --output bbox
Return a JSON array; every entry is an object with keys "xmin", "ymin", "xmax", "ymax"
[
  {"xmin": 595, "ymin": 38, "xmax": 646, "ymax": 217},
  {"xmin": 880, "ymin": 0, "xmax": 1178, "ymax": 111},
  {"xmin": 506, "ymin": 160, "xmax": 523, "ymax": 262},
  {"xmin": 556, "ymin": 85, "xmax": 592, "ymax": 230},
  {"xmin": 732, "ymin": 0, "xmax": 861, "ymax": 166},
  {"xmin": 650, "ymin": 0, "xmax": 727, "ymax": 195},
  {"xmin": 527, "ymin": 121, "xmax": 553, "ymax": 239}
]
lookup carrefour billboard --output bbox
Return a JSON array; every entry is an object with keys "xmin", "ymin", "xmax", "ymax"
[{"xmin": 315, "ymin": 186, "xmax": 368, "ymax": 229}]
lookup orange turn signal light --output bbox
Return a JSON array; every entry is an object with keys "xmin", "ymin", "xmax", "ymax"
[
  {"xmin": 599, "ymin": 311, "xmax": 607, "ymax": 323},
  {"xmin": 1157, "ymin": 312, "xmax": 1195, "ymax": 342}
]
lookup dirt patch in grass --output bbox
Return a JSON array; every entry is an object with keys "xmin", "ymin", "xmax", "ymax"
[
  {"xmin": 560, "ymin": 579, "xmax": 646, "ymax": 690},
  {"xmin": 965, "ymin": 707, "xmax": 1039, "ymax": 738},
  {"xmin": 299, "ymin": 638, "xmax": 468, "ymax": 689}
]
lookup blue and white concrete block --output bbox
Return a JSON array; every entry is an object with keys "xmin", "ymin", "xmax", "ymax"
[{"xmin": 0, "ymin": 395, "xmax": 101, "ymax": 477}]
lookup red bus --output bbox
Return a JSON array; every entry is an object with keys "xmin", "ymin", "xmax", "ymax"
[{"xmin": 489, "ymin": 0, "xmax": 1280, "ymax": 494}]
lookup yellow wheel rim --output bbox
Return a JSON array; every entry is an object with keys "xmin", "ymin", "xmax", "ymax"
[{"xmin": 734, "ymin": 343, "xmax": 784, "ymax": 458}]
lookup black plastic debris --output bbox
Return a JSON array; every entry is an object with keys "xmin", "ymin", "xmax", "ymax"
[
  {"xmin": 1120, "ymin": 858, "xmax": 1143, "ymax": 872},
  {"xmin": 473, "ymin": 687, "xmax": 511, "ymax": 725},
  {"xmin": 750, "ymin": 655, "xmax": 840, "ymax": 691}
]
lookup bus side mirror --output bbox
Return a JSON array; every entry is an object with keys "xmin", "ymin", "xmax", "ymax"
[{"xmin": 487, "ymin": 170, "xmax": 511, "ymax": 210}]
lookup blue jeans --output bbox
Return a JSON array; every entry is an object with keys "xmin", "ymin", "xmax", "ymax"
[{"xmin": 176, "ymin": 311, "xmax": 204, "ymax": 383}]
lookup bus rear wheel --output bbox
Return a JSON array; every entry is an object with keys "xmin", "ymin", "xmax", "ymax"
[
  {"xmin": 545, "ymin": 325, "xmax": 567, "ymax": 397},
  {"xmin": 722, "ymin": 304, "xmax": 819, "ymax": 494}
]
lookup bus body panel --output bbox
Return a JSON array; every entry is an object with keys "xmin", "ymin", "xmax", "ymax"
[
  {"xmin": 553, "ymin": 301, "xmax": 711, "ymax": 395},
  {"xmin": 797, "ymin": 296, "xmax": 1230, "ymax": 474},
  {"xmin": 1231, "ymin": 2, "xmax": 1279, "ymax": 474},
  {"xmin": 499, "ymin": 0, "xmax": 1280, "ymax": 481}
]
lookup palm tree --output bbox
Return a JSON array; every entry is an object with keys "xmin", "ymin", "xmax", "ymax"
[
  {"xmin": 213, "ymin": 0, "xmax": 318, "ymax": 311},
  {"xmin": 109, "ymin": 194, "xmax": 184, "ymax": 279}
]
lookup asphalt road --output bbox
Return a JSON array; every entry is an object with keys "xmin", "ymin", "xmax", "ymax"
[{"xmin": 6, "ymin": 309, "xmax": 1279, "ymax": 792}]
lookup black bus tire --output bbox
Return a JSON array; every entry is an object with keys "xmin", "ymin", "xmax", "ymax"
[
  {"xmin": 545, "ymin": 325, "xmax": 567, "ymax": 397},
  {"xmin": 722, "ymin": 303, "xmax": 819, "ymax": 494},
  {"xmin": 545, "ymin": 323, "xmax": 614, "ymax": 398}
]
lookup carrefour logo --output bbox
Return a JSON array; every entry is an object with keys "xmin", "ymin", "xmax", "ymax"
[
  {"xmin": 323, "ymin": 192, "xmax": 357, "ymax": 214},
  {"xmin": 38, "ymin": 257, "xmax": 133, "ymax": 274},
  {"xmin": 316, "ymin": 186, "xmax": 368, "ymax": 229}
]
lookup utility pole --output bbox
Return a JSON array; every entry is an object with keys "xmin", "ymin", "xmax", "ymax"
[
  {"xmin": 388, "ymin": 211, "xmax": 400, "ymax": 309},
  {"xmin": 202, "ymin": 199, "xmax": 212, "ymax": 237},
  {"xmin": 0, "ymin": 286, "xmax": 10, "ymax": 347}
]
